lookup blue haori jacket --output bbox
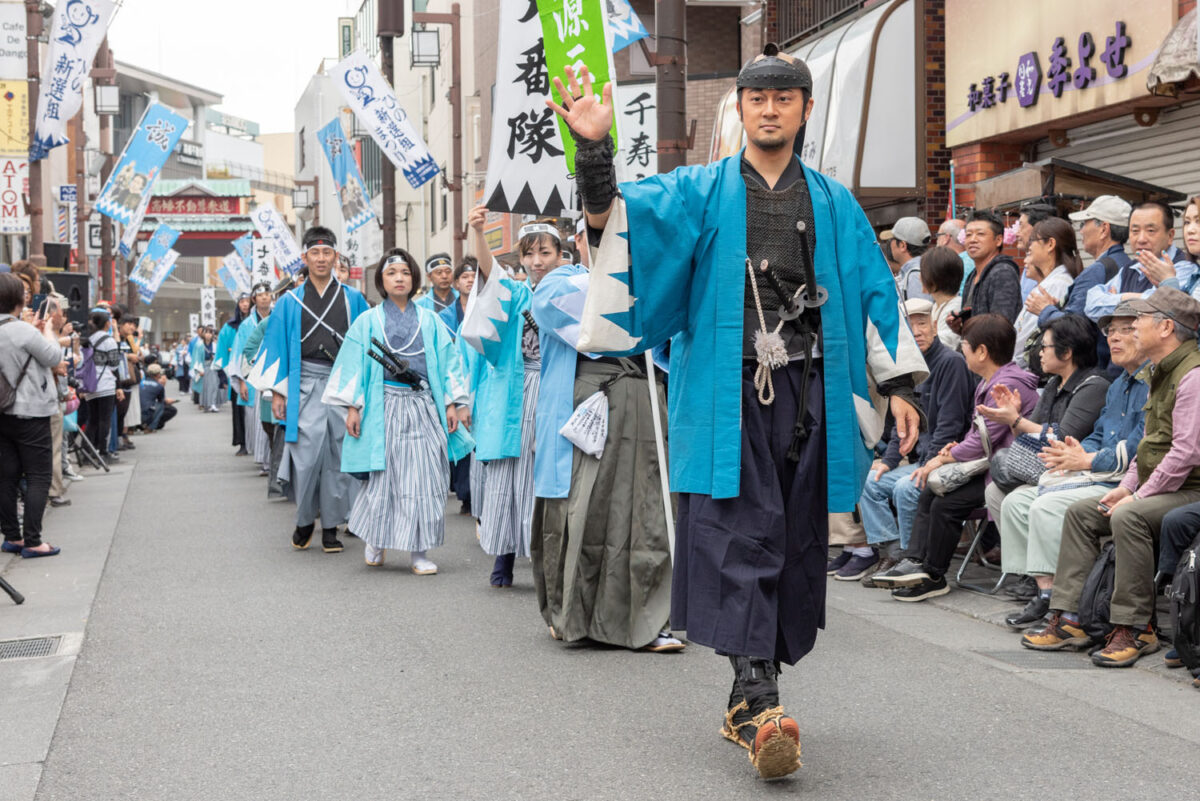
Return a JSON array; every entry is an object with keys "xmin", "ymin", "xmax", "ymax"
[
  {"xmin": 576, "ymin": 152, "xmax": 928, "ymax": 511},
  {"xmin": 459, "ymin": 268, "xmax": 533, "ymax": 461},
  {"xmin": 226, "ymin": 308, "xmax": 263, "ymax": 408},
  {"xmin": 321, "ymin": 303, "xmax": 474, "ymax": 473},
  {"xmin": 246, "ymin": 279, "xmax": 370, "ymax": 442}
]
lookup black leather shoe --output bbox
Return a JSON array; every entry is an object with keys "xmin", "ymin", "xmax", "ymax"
[
  {"xmin": 1005, "ymin": 594, "xmax": 1050, "ymax": 628},
  {"xmin": 1005, "ymin": 575, "xmax": 1038, "ymax": 601}
]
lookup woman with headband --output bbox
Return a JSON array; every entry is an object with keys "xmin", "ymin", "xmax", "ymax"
[
  {"xmin": 323, "ymin": 248, "xmax": 472, "ymax": 574},
  {"xmin": 460, "ymin": 210, "xmax": 559, "ymax": 587},
  {"xmin": 229, "ymin": 282, "xmax": 276, "ymax": 477},
  {"xmin": 215, "ymin": 293, "xmax": 254, "ymax": 454}
]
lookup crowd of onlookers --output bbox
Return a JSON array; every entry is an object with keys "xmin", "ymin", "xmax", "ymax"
[
  {"xmin": 831, "ymin": 194, "xmax": 1200, "ymax": 683},
  {"xmin": 0, "ymin": 260, "xmax": 180, "ymax": 565}
]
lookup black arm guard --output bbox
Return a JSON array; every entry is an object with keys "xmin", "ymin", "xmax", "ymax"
[
  {"xmin": 571, "ymin": 133, "xmax": 618, "ymax": 215},
  {"xmin": 876, "ymin": 375, "xmax": 928, "ymax": 433}
]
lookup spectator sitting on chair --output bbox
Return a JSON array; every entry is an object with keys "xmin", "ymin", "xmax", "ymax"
[
  {"xmin": 139, "ymin": 363, "xmax": 177, "ymax": 432},
  {"xmin": 1022, "ymin": 287, "xmax": 1200, "ymax": 667},
  {"xmin": 994, "ymin": 312, "xmax": 1148, "ymax": 629},
  {"xmin": 1085, "ymin": 201, "xmax": 1198, "ymax": 325},
  {"xmin": 949, "ymin": 210, "xmax": 1023, "ymax": 335},
  {"xmin": 920, "ymin": 246, "xmax": 964, "ymax": 351},
  {"xmin": 872, "ymin": 314, "xmax": 1038, "ymax": 601},
  {"xmin": 1015, "ymin": 204, "xmax": 1057, "ymax": 301},
  {"xmin": 854, "ymin": 298, "xmax": 973, "ymax": 584},
  {"xmin": 1014, "ymin": 218, "xmax": 1082, "ymax": 369}
]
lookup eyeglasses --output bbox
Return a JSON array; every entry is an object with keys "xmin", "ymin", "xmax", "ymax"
[
  {"xmin": 1039, "ymin": 343, "xmax": 1056, "ymax": 351},
  {"xmin": 1101, "ymin": 325, "xmax": 1136, "ymax": 336}
]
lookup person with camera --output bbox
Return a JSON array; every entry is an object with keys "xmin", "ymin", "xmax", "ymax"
[
  {"xmin": 79, "ymin": 307, "xmax": 124, "ymax": 462},
  {"xmin": 0, "ymin": 273, "xmax": 65, "ymax": 558}
]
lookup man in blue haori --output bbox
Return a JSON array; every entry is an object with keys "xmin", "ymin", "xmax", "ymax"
[
  {"xmin": 247, "ymin": 226, "xmax": 370, "ymax": 555},
  {"xmin": 548, "ymin": 46, "xmax": 927, "ymax": 779}
]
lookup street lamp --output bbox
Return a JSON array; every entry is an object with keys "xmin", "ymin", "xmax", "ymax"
[
  {"xmin": 291, "ymin": 185, "xmax": 311, "ymax": 209},
  {"xmin": 410, "ymin": 28, "xmax": 440, "ymax": 67},
  {"xmin": 292, "ymin": 177, "xmax": 319, "ymax": 226},
  {"xmin": 93, "ymin": 83, "xmax": 119, "ymax": 116}
]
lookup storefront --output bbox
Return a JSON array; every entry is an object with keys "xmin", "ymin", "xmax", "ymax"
[{"xmin": 946, "ymin": 0, "xmax": 1192, "ymax": 217}]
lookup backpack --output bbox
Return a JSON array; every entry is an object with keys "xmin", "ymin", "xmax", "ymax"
[
  {"xmin": 1169, "ymin": 534, "xmax": 1200, "ymax": 672},
  {"xmin": 77, "ymin": 334, "xmax": 117, "ymax": 395},
  {"xmin": 0, "ymin": 318, "xmax": 34, "ymax": 413},
  {"xmin": 1078, "ymin": 541, "xmax": 1116, "ymax": 643}
]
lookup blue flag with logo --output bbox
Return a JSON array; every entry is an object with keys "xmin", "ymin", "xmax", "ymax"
[
  {"xmin": 317, "ymin": 119, "xmax": 376, "ymax": 234},
  {"xmin": 232, "ymin": 232, "xmax": 254, "ymax": 269},
  {"xmin": 128, "ymin": 222, "xmax": 181, "ymax": 287},
  {"xmin": 608, "ymin": 0, "xmax": 649, "ymax": 52},
  {"xmin": 95, "ymin": 102, "xmax": 188, "ymax": 225}
]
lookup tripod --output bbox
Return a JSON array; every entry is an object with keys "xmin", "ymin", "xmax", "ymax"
[
  {"xmin": 0, "ymin": 575, "xmax": 23, "ymax": 604},
  {"xmin": 68, "ymin": 429, "xmax": 108, "ymax": 472}
]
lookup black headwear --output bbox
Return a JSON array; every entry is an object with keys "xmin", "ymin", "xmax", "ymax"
[
  {"xmin": 736, "ymin": 43, "xmax": 813, "ymax": 92},
  {"xmin": 302, "ymin": 226, "xmax": 337, "ymax": 250}
]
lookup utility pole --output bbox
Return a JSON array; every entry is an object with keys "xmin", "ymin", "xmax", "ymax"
[
  {"xmin": 654, "ymin": 0, "xmax": 689, "ymax": 173},
  {"xmin": 92, "ymin": 37, "xmax": 115, "ymax": 301},
  {"xmin": 72, "ymin": 110, "xmax": 85, "ymax": 272},
  {"xmin": 412, "ymin": 3, "xmax": 463, "ymax": 263},
  {"xmin": 24, "ymin": 0, "xmax": 44, "ymax": 266},
  {"xmin": 378, "ymin": 0, "xmax": 404, "ymax": 253}
]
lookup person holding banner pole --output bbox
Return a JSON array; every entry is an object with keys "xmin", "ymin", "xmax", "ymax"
[
  {"xmin": 247, "ymin": 226, "xmax": 369, "ymax": 554},
  {"xmin": 547, "ymin": 50, "xmax": 928, "ymax": 780}
]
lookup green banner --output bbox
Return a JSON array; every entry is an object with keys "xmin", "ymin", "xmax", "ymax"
[{"xmin": 537, "ymin": 0, "xmax": 618, "ymax": 172}]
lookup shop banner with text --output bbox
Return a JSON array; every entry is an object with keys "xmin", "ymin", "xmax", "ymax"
[
  {"xmin": 199, "ymin": 286, "xmax": 216, "ymax": 327},
  {"xmin": 0, "ymin": 156, "xmax": 28, "ymax": 234}
]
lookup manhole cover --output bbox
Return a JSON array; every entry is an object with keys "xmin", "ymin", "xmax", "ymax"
[
  {"xmin": 973, "ymin": 649, "xmax": 1093, "ymax": 670},
  {"xmin": 0, "ymin": 636, "xmax": 62, "ymax": 660}
]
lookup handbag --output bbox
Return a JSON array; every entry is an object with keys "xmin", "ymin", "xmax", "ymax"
[
  {"xmin": 926, "ymin": 414, "xmax": 992, "ymax": 497},
  {"xmin": 1036, "ymin": 440, "xmax": 1130, "ymax": 496}
]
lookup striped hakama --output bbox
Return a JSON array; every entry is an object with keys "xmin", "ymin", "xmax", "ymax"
[
  {"xmin": 478, "ymin": 366, "xmax": 539, "ymax": 557},
  {"xmin": 250, "ymin": 405, "xmax": 270, "ymax": 470},
  {"xmin": 468, "ymin": 455, "xmax": 487, "ymax": 519},
  {"xmin": 348, "ymin": 385, "xmax": 449, "ymax": 551},
  {"xmin": 199, "ymin": 357, "xmax": 223, "ymax": 408}
]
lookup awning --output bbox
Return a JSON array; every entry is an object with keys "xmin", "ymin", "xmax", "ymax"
[
  {"xmin": 152, "ymin": 179, "xmax": 252, "ymax": 197},
  {"xmin": 972, "ymin": 157, "xmax": 1186, "ymax": 211},
  {"xmin": 1147, "ymin": 8, "xmax": 1199, "ymax": 97},
  {"xmin": 707, "ymin": 0, "xmax": 917, "ymax": 206}
]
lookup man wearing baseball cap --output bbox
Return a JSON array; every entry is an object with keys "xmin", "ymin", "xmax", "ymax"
[
  {"xmin": 880, "ymin": 217, "xmax": 932, "ymax": 303},
  {"xmin": 1025, "ymin": 286, "xmax": 1200, "ymax": 667}
]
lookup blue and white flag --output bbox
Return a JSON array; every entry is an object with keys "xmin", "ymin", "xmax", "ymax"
[
  {"xmin": 217, "ymin": 263, "xmax": 242, "ymax": 300},
  {"xmin": 137, "ymin": 249, "xmax": 179, "ymax": 305},
  {"xmin": 232, "ymin": 232, "xmax": 255, "ymax": 269},
  {"xmin": 249, "ymin": 204, "xmax": 303, "ymax": 275},
  {"xmin": 607, "ymin": 0, "xmax": 649, "ymax": 53},
  {"xmin": 117, "ymin": 187, "xmax": 152, "ymax": 260},
  {"xmin": 30, "ymin": 0, "xmax": 115, "ymax": 161},
  {"xmin": 317, "ymin": 118, "xmax": 375, "ymax": 233},
  {"xmin": 332, "ymin": 50, "xmax": 440, "ymax": 189},
  {"xmin": 222, "ymin": 250, "xmax": 252, "ymax": 294},
  {"xmin": 128, "ymin": 222, "xmax": 181, "ymax": 287},
  {"xmin": 96, "ymin": 102, "xmax": 188, "ymax": 225}
]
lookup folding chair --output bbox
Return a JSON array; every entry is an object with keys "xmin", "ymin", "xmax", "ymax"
[{"xmin": 954, "ymin": 507, "xmax": 1008, "ymax": 595}]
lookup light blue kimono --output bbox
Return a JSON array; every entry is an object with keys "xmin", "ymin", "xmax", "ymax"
[
  {"xmin": 214, "ymin": 321, "xmax": 237, "ymax": 373},
  {"xmin": 461, "ymin": 273, "xmax": 533, "ymax": 461},
  {"xmin": 414, "ymin": 288, "xmax": 459, "ymax": 314},
  {"xmin": 579, "ymin": 153, "xmax": 926, "ymax": 512},
  {"xmin": 246, "ymin": 280, "xmax": 370, "ymax": 442},
  {"xmin": 228, "ymin": 309, "xmax": 263, "ymax": 408},
  {"xmin": 188, "ymin": 336, "xmax": 208, "ymax": 394},
  {"xmin": 322, "ymin": 303, "xmax": 474, "ymax": 471}
]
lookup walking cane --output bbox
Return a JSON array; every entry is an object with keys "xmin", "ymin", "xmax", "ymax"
[{"xmin": 643, "ymin": 351, "xmax": 675, "ymax": 558}]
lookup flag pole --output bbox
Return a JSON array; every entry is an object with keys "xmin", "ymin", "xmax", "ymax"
[{"xmin": 644, "ymin": 350, "xmax": 675, "ymax": 557}]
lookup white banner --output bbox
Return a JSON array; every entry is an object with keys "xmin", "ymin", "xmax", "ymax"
[
  {"xmin": 0, "ymin": 156, "xmax": 28, "ymax": 234},
  {"xmin": 482, "ymin": 0, "xmax": 576, "ymax": 217},
  {"xmin": 199, "ymin": 286, "xmax": 216, "ymax": 327},
  {"xmin": 222, "ymin": 252, "xmax": 252, "ymax": 294},
  {"xmin": 0, "ymin": 3, "xmax": 26, "ymax": 81},
  {"xmin": 614, "ymin": 83, "xmax": 657, "ymax": 183},
  {"xmin": 188, "ymin": 312, "xmax": 199, "ymax": 333},
  {"xmin": 331, "ymin": 50, "xmax": 440, "ymax": 189},
  {"xmin": 250, "ymin": 238, "xmax": 277, "ymax": 286},
  {"xmin": 31, "ymin": 0, "xmax": 114, "ymax": 160},
  {"xmin": 249, "ymin": 204, "xmax": 302, "ymax": 275}
]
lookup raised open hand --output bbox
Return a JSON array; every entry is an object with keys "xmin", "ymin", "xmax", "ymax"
[{"xmin": 545, "ymin": 65, "xmax": 613, "ymax": 142}]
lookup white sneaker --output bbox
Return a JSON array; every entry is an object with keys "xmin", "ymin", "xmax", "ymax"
[
  {"xmin": 410, "ymin": 552, "xmax": 438, "ymax": 575},
  {"xmin": 365, "ymin": 544, "xmax": 385, "ymax": 566},
  {"xmin": 64, "ymin": 468, "xmax": 83, "ymax": 481},
  {"xmin": 644, "ymin": 630, "xmax": 686, "ymax": 653}
]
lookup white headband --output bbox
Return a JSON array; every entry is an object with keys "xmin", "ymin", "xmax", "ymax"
[
  {"xmin": 383, "ymin": 255, "xmax": 410, "ymax": 269},
  {"xmin": 425, "ymin": 256, "xmax": 453, "ymax": 273},
  {"xmin": 519, "ymin": 223, "xmax": 561, "ymax": 242}
]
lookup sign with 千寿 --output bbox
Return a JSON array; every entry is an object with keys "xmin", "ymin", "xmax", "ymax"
[{"xmin": 944, "ymin": 0, "xmax": 1175, "ymax": 148}]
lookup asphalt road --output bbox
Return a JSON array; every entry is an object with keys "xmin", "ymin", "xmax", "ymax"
[{"xmin": 26, "ymin": 401, "xmax": 1200, "ymax": 800}]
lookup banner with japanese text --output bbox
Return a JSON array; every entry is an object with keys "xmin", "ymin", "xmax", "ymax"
[
  {"xmin": 137, "ymin": 249, "xmax": 180, "ymax": 305},
  {"xmin": 250, "ymin": 237, "xmax": 278, "ymax": 286},
  {"xmin": 249, "ymin": 203, "xmax": 302, "ymax": 275},
  {"xmin": 482, "ymin": 0, "xmax": 575, "ymax": 217},
  {"xmin": 232, "ymin": 232, "xmax": 255, "ymax": 271},
  {"xmin": 331, "ymin": 50, "xmax": 439, "ymax": 189},
  {"xmin": 199, "ymin": 286, "xmax": 216, "ymax": 327},
  {"xmin": 614, "ymin": 82, "xmax": 657, "ymax": 183},
  {"xmin": 96, "ymin": 102, "xmax": 188, "ymax": 225},
  {"xmin": 30, "ymin": 0, "xmax": 114, "ymax": 160},
  {"xmin": 317, "ymin": 118, "xmax": 375, "ymax": 233},
  {"xmin": 537, "ymin": 0, "xmax": 616, "ymax": 172},
  {"xmin": 128, "ymin": 222, "xmax": 181, "ymax": 287},
  {"xmin": 221, "ymin": 249, "xmax": 252, "ymax": 293}
]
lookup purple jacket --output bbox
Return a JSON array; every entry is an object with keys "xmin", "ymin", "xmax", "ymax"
[{"xmin": 949, "ymin": 362, "xmax": 1039, "ymax": 463}]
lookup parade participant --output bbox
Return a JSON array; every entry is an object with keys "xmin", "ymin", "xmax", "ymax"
[
  {"xmin": 229, "ymin": 283, "xmax": 274, "ymax": 474},
  {"xmin": 414, "ymin": 253, "xmax": 458, "ymax": 314},
  {"xmin": 324, "ymin": 249, "xmax": 472, "ymax": 573},
  {"xmin": 439, "ymin": 258, "xmax": 478, "ymax": 514},
  {"xmin": 195, "ymin": 327, "xmax": 223, "ymax": 413},
  {"xmin": 247, "ymin": 226, "xmax": 369, "ymax": 553},
  {"xmin": 187, "ymin": 324, "xmax": 203, "ymax": 404},
  {"xmin": 335, "ymin": 255, "xmax": 351, "ymax": 285},
  {"xmin": 547, "ymin": 48, "xmax": 926, "ymax": 779},
  {"xmin": 241, "ymin": 285, "xmax": 286, "ymax": 493},
  {"xmin": 216, "ymin": 294, "xmax": 254, "ymax": 454},
  {"xmin": 493, "ymin": 214, "xmax": 682, "ymax": 653},
  {"xmin": 461, "ymin": 218, "xmax": 558, "ymax": 587},
  {"xmin": 173, "ymin": 338, "xmax": 190, "ymax": 394}
]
